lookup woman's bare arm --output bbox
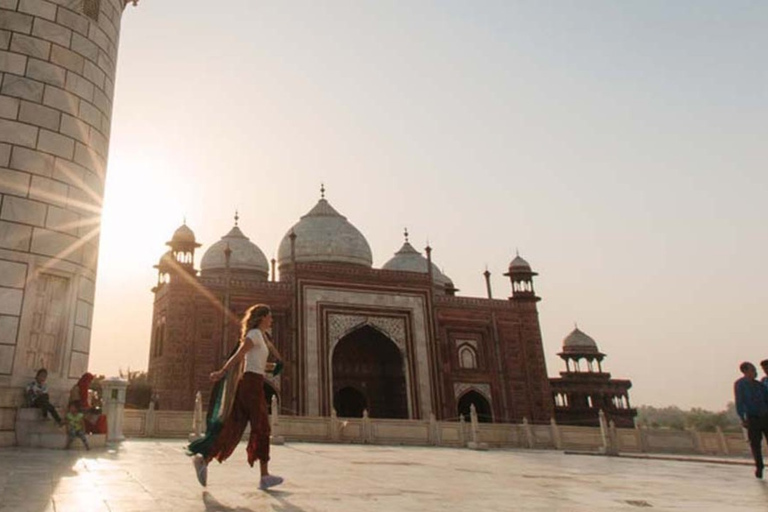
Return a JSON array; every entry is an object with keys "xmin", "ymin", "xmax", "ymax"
[{"xmin": 210, "ymin": 336, "xmax": 254, "ymax": 381}]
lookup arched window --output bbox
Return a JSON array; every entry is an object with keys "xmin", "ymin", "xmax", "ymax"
[{"xmin": 459, "ymin": 346, "xmax": 477, "ymax": 369}]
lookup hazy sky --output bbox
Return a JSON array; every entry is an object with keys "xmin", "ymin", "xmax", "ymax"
[{"xmin": 90, "ymin": 1, "xmax": 768, "ymax": 410}]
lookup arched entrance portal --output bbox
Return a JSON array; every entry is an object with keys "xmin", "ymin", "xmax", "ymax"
[
  {"xmin": 458, "ymin": 390, "xmax": 493, "ymax": 423},
  {"xmin": 335, "ymin": 386, "xmax": 367, "ymax": 418},
  {"xmin": 332, "ymin": 325, "xmax": 408, "ymax": 418}
]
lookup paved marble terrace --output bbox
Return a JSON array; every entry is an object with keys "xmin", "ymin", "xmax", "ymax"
[{"xmin": 0, "ymin": 440, "xmax": 765, "ymax": 512}]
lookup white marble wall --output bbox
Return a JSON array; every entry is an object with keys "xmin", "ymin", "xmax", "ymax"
[
  {"xmin": 0, "ymin": 0, "xmax": 127, "ymax": 390},
  {"xmin": 302, "ymin": 286, "xmax": 433, "ymax": 418}
]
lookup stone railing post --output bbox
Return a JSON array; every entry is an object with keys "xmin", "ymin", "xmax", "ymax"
[
  {"xmin": 550, "ymin": 417, "xmax": 562, "ymax": 450},
  {"xmin": 689, "ymin": 427, "xmax": 703, "ymax": 454},
  {"xmin": 145, "ymin": 400, "xmax": 156, "ymax": 438},
  {"xmin": 467, "ymin": 404, "xmax": 488, "ymax": 450},
  {"xmin": 429, "ymin": 412, "xmax": 438, "ymax": 446},
  {"xmin": 523, "ymin": 417, "xmax": 535, "ymax": 449},
  {"xmin": 459, "ymin": 414, "xmax": 466, "ymax": 445},
  {"xmin": 362, "ymin": 409, "xmax": 371, "ymax": 444},
  {"xmin": 102, "ymin": 377, "xmax": 128, "ymax": 443},
  {"xmin": 330, "ymin": 408, "xmax": 340, "ymax": 442},
  {"xmin": 188, "ymin": 391, "xmax": 203, "ymax": 441},
  {"xmin": 271, "ymin": 395, "xmax": 285, "ymax": 445},
  {"xmin": 716, "ymin": 426, "xmax": 729, "ymax": 455},
  {"xmin": 608, "ymin": 419, "xmax": 619, "ymax": 455},
  {"xmin": 598, "ymin": 410, "xmax": 617, "ymax": 455}
]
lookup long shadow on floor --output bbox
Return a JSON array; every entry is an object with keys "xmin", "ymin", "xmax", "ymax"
[{"xmin": 202, "ymin": 490, "xmax": 308, "ymax": 512}]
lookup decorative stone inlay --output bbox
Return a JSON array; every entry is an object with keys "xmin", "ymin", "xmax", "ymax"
[
  {"xmin": 327, "ymin": 313, "xmax": 406, "ymax": 351},
  {"xmin": 303, "ymin": 286, "xmax": 432, "ymax": 417},
  {"xmin": 454, "ymin": 382, "xmax": 492, "ymax": 405}
]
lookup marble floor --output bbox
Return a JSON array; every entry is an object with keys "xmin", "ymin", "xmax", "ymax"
[{"xmin": 0, "ymin": 440, "xmax": 765, "ymax": 512}]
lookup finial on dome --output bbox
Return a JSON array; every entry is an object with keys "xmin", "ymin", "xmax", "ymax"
[
  {"xmin": 516, "ymin": 247, "xmax": 520, "ymax": 257},
  {"xmin": 574, "ymin": 321, "xmax": 578, "ymax": 330},
  {"xmin": 234, "ymin": 210, "xmax": 239, "ymax": 226},
  {"xmin": 320, "ymin": 183, "xmax": 325, "ymax": 199},
  {"xmin": 404, "ymin": 227, "xmax": 409, "ymax": 243},
  {"xmin": 183, "ymin": 216, "xmax": 187, "ymax": 225}
]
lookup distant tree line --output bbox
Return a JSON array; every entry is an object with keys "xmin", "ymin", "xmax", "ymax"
[{"xmin": 635, "ymin": 403, "xmax": 741, "ymax": 432}]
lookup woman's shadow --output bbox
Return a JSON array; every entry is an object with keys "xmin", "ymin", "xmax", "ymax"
[{"xmin": 203, "ymin": 490, "xmax": 307, "ymax": 512}]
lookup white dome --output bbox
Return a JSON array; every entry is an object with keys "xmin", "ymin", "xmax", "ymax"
[
  {"xmin": 382, "ymin": 241, "xmax": 453, "ymax": 287},
  {"xmin": 562, "ymin": 327, "xmax": 600, "ymax": 354},
  {"xmin": 277, "ymin": 198, "xmax": 372, "ymax": 267},
  {"xmin": 201, "ymin": 226, "xmax": 269, "ymax": 275}
]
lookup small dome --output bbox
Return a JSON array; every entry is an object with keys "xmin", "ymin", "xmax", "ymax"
[
  {"xmin": 562, "ymin": 327, "xmax": 600, "ymax": 354},
  {"xmin": 509, "ymin": 254, "xmax": 531, "ymax": 271},
  {"xmin": 156, "ymin": 250, "xmax": 174, "ymax": 267},
  {"xmin": 277, "ymin": 197, "xmax": 372, "ymax": 267},
  {"xmin": 201, "ymin": 225, "xmax": 269, "ymax": 275},
  {"xmin": 171, "ymin": 223, "xmax": 196, "ymax": 244},
  {"xmin": 382, "ymin": 240, "xmax": 453, "ymax": 287}
]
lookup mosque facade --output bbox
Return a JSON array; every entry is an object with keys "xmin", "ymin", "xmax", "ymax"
[{"xmin": 147, "ymin": 191, "xmax": 635, "ymax": 426}]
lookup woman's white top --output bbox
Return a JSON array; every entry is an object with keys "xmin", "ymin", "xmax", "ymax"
[{"xmin": 243, "ymin": 328, "xmax": 269, "ymax": 375}]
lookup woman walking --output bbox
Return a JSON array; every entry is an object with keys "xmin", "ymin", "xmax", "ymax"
[{"xmin": 188, "ymin": 304, "xmax": 284, "ymax": 490}]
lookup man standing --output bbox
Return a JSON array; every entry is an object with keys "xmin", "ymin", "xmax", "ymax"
[
  {"xmin": 760, "ymin": 360, "xmax": 768, "ymax": 390},
  {"xmin": 734, "ymin": 362, "xmax": 768, "ymax": 478}
]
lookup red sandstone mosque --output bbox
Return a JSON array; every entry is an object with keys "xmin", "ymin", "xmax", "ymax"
[{"xmin": 147, "ymin": 190, "xmax": 635, "ymax": 427}]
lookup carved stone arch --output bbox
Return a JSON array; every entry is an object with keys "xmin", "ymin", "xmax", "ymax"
[
  {"xmin": 454, "ymin": 382, "xmax": 493, "ymax": 423},
  {"xmin": 454, "ymin": 382, "xmax": 492, "ymax": 405}
]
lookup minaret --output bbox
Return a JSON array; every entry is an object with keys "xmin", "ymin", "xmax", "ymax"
[{"xmin": 0, "ymin": 1, "xmax": 138, "ymax": 400}]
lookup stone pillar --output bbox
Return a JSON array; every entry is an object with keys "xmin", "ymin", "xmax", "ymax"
[
  {"xmin": 101, "ymin": 376, "xmax": 127, "ymax": 442},
  {"xmin": 0, "ymin": 0, "xmax": 136, "ymax": 414},
  {"xmin": 362, "ymin": 409, "xmax": 371, "ymax": 444}
]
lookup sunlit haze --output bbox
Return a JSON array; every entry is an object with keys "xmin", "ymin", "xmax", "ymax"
[{"xmin": 89, "ymin": 1, "xmax": 768, "ymax": 411}]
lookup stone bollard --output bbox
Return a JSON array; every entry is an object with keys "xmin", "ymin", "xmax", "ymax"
[
  {"xmin": 188, "ymin": 392, "xmax": 203, "ymax": 441},
  {"xmin": 459, "ymin": 414, "xmax": 466, "ymax": 445},
  {"xmin": 102, "ymin": 377, "xmax": 128, "ymax": 443},
  {"xmin": 467, "ymin": 404, "xmax": 488, "ymax": 450},
  {"xmin": 522, "ymin": 417, "xmax": 535, "ymax": 449},
  {"xmin": 550, "ymin": 417, "xmax": 562, "ymax": 450},
  {"xmin": 270, "ymin": 395, "xmax": 285, "ymax": 445}
]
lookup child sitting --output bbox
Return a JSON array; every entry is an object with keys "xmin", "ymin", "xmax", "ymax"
[
  {"xmin": 26, "ymin": 368, "xmax": 63, "ymax": 426},
  {"xmin": 65, "ymin": 401, "xmax": 90, "ymax": 451}
]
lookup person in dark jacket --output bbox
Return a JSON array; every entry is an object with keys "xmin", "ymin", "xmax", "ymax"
[{"xmin": 734, "ymin": 361, "xmax": 768, "ymax": 478}]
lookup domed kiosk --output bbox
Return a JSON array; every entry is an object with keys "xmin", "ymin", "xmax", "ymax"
[{"xmin": 549, "ymin": 326, "xmax": 636, "ymax": 428}]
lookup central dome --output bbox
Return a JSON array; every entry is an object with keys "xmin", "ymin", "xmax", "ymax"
[{"xmin": 277, "ymin": 197, "xmax": 372, "ymax": 268}]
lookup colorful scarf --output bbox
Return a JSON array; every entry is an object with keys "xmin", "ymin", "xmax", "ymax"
[{"xmin": 187, "ymin": 344, "xmax": 244, "ymax": 460}]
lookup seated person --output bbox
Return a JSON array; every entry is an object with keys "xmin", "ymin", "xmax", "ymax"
[
  {"xmin": 26, "ymin": 368, "xmax": 63, "ymax": 426},
  {"xmin": 69, "ymin": 372, "xmax": 107, "ymax": 434}
]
